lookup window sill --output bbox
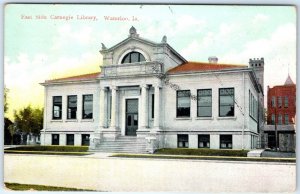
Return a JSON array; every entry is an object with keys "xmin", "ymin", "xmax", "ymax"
[
  {"xmin": 196, "ymin": 117, "xmax": 213, "ymax": 120},
  {"xmin": 217, "ymin": 116, "xmax": 237, "ymax": 120},
  {"xmin": 51, "ymin": 120, "xmax": 63, "ymax": 122},
  {"xmin": 175, "ymin": 117, "xmax": 192, "ymax": 120},
  {"xmin": 81, "ymin": 119, "xmax": 94, "ymax": 122},
  {"xmin": 65, "ymin": 119, "xmax": 78, "ymax": 122}
]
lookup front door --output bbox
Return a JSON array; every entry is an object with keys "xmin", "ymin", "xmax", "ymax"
[{"xmin": 126, "ymin": 99, "xmax": 138, "ymax": 136}]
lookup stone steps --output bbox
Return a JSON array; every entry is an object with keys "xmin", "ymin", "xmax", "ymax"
[{"xmin": 90, "ymin": 136, "xmax": 148, "ymax": 154}]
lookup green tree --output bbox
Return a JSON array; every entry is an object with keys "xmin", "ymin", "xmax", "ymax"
[
  {"xmin": 4, "ymin": 87, "xmax": 13, "ymax": 144},
  {"xmin": 14, "ymin": 105, "xmax": 43, "ymax": 134},
  {"xmin": 4, "ymin": 87, "xmax": 9, "ymax": 113}
]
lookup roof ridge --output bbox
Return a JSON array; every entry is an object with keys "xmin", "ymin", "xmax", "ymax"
[
  {"xmin": 46, "ymin": 72, "xmax": 100, "ymax": 82},
  {"xmin": 184, "ymin": 61, "xmax": 247, "ymax": 66},
  {"xmin": 167, "ymin": 61, "xmax": 248, "ymax": 74}
]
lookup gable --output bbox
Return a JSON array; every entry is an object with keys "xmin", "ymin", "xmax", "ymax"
[{"xmin": 100, "ymin": 26, "xmax": 186, "ymax": 66}]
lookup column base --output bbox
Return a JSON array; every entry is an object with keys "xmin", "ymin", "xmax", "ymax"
[
  {"xmin": 101, "ymin": 127, "xmax": 121, "ymax": 140},
  {"xmin": 150, "ymin": 127, "xmax": 161, "ymax": 133},
  {"xmin": 89, "ymin": 130, "xmax": 102, "ymax": 150},
  {"xmin": 145, "ymin": 131, "xmax": 160, "ymax": 153},
  {"xmin": 136, "ymin": 128, "xmax": 150, "ymax": 138}
]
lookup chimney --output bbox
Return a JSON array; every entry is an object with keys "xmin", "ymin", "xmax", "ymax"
[{"xmin": 208, "ymin": 56, "xmax": 218, "ymax": 63}]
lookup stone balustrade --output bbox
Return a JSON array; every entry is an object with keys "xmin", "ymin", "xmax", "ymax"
[{"xmin": 100, "ymin": 61, "xmax": 163, "ymax": 78}]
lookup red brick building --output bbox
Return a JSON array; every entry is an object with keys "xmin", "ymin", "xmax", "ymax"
[
  {"xmin": 267, "ymin": 75, "xmax": 296, "ymax": 125},
  {"xmin": 265, "ymin": 75, "xmax": 296, "ymax": 150}
]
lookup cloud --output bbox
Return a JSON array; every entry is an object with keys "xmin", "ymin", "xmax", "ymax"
[
  {"xmin": 51, "ymin": 24, "xmax": 94, "ymax": 51},
  {"xmin": 181, "ymin": 40, "xmax": 202, "ymax": 59},
  {"xmin": 220, "ymin": 23, "xmax": 296, "ymax": 102},
  {"xmin": 4, "ymin": 50, "xmax": 100, "ymax": 119},
  {"xmin": 252, "ymin": 13, "xmax": 269, "ymax": 24},
  {"xmin": 175, "ymin": 15, "xmax": 206, "ymax": 33}
]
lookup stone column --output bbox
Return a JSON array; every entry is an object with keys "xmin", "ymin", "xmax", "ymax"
[
  {"xmin": 139, "ymin": 84, "xmax": 147, "ymax": 130},
  {"xmin": 99, "ymin": 87, "xmax": 106, "ymax": 128},
  {"xmin": 153, "ymin": 84, "xmax": 160, "ymax": 130},
  {"xmin": 110, "ymin": 86, "xmax": 117, "ymax": 129}
]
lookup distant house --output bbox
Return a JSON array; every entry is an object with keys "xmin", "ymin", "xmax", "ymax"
[
  {"xmin": 40, "ymin": 27, "xmax": 264, "ymax": 153},
  {"xmin": 264, "ymin": 75, "xmax": 296, "ymax": 152}
]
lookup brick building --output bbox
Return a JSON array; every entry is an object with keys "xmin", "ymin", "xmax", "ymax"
[
  {"xmin": 267, "ymin": 75, "xmax": 296, "ymax": 125},
  {"xmin": 264, "ymin": 75, "xmax": 296, "ymax": 151}
]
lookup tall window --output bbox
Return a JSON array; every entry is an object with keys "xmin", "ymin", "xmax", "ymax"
[
  {"xmin": 271, "ymin": 114, "xmax": 275, "ymax": 124},
  {"xmin": 151, "ymin": 94, "xmax": 154, "ymax": 118},
  {"xmin": 249, "ymin": 91, "xmax": 257, "ymax": 120},
  {"xmin": 220, "ymin": 135, "xmax": 232, "ymax": 149},
  {"xmin": 198, "ymin": 135, "xmax": 210, "ymax": 148},
  {"xmin": 249, "ymin": 91, "xmax": 251, "ymax": 115},
  {"xmin": 278, "ymin": 114, "xmax": 282, "ymax": 125},
  {"xmin": 271, "ymin": 96, "xmax": 276, "ymax": 108},
  {"xmin": 197, "ymin": 89, "xmax": 212, "ymax": 117},
  {"xmin": 278, "ymin": 97, "xmax": 282, "ymax": 108},
  {"xmin": 219, "ymin": 88, "xmax": 234, "ymax": 117},
  {"xmin": 67, "ymin": 95, "xmax": 77, "ymax": 119},
  {"xmin": 53, "ymin": 96, "xmax": 62, "ymax": 120},
  {"xmin": 121, "ymin": 52, "xmax": 146, "ymax": 63},
  {"xmin": 177, "ymin": 90, "xmax": 191, "ymax": 117},
  {"xmin": 284, "ymin": 96, "xmax": 288, "ymax": 108},
  {"xmin": 82, "ymin": 94, "xmax": 93, "ymax": 119},
  {"xmin": 178, "ymin": 134, "xmax": 189, "ymax": 148},
  {"xmin": 285, "ymin": 114, "xmax": 289, "ymax": 125}
]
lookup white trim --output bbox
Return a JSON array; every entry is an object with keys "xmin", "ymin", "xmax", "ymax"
[
  {"xmin": 217, "ymin": 117, "xmax": 237, "ymax": 120},
  {"xmin": 195, "ymin": 117, "xmax": 214, "ymax": 120},
  {"xmin": 174, "ymin": 117, "xmax": 192, "ymax": 120},
  {"xmin": 50, "ymin": 120, "xmax": 63, "ymax": 122},
  {"xmin": 80, "ymin": 119, "xmax": 94, "ymax": 122},
  {"xmin": 65, "ymin": 119, "xmax": 78, "ymax": 122}
]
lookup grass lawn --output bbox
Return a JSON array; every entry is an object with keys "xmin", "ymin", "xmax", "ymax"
[
  {"xmin": 155, "ymin": 148, "xmax": 249, "ymax": 157},
  {"xmin": 111, "ymin": 153, "xmax": 296, "ymax": 163},
  {"xmin": 4, "ymin": 182, "xmax": 95, "ymax": 191},
  {"xmin": 111, "ymin": 148, "xmax": 295, "ymax": 163},
  {"xmin": 4, "ymin": 145, "xmax": 91, "ymax": 155}
]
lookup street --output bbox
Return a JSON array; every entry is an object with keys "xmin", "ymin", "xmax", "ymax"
[{"xmin": 4, "ymin": 153, "xmax": 296, "ymax": 192}]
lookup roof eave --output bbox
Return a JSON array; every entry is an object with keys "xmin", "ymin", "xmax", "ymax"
[
  {"xmin": 167, "ymin": 67, "xmax": 250, "ymax": 75},
  {"xmin": 41, "ymin": 78, "xmax": 99, "ymax": 86}
]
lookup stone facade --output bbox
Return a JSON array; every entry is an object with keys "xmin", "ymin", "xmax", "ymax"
[{"xmin": 40, "ymin": 27, "xmax": 264, "ymax": 152}]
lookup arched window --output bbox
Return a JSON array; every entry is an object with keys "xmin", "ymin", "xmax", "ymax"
[{"xmin": 121, "ymin": 52, "xmax": 146, "ymax": 64}]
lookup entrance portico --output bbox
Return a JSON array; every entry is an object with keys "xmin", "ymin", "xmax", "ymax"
[{"xmin": 98, "ymin": 83, "xmax": 161, "ymax": 139}]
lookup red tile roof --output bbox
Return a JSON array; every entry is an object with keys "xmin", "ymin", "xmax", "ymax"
[
  {"xmin": 167, "ymin": 62, "xmax": 247, "ymax": 74},
  {"xmin": 45, "ymin": 72, "xmax": 100, "ymax": 83}
]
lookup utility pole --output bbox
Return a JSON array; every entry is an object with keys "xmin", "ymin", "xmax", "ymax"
[
  {"xmin": 274, "ymin": 106, "xmax": 278, "ymax": 151},
  {"xmin": 274, "ymin": 87, "xmax": 279, "ymax": 152}
]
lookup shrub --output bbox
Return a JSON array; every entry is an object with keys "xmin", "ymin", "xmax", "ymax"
[
  {"xmin": 154, "ymin": 148, "xmax": 249, "ymax": 157},
  {"xmin": 5, "ymin": 145, "xmax": 89, "ymax": 152}
]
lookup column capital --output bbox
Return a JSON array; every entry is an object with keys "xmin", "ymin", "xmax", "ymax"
[
  {"xmin": 99, "ymin": 87, "xmax": 107, "ymax": 91},
  {"xmin": 111, "ymin": 85, "xmax": 117, "ymax": 90},
  {"xmin": 153, "ymin": 83, "xmax": 162, "ymax": 88},
  {"xmin": 140, "ymin": 84, "xmax": 148, "ymax": 89}
]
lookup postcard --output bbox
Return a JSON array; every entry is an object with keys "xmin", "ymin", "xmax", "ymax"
[{"xmin": 3, "ymin": 3, "xmax": 296, "ymax": 192}]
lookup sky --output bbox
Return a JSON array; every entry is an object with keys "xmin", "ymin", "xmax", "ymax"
[{"xmin": 4, "ymin": 4, "xmax": 296, "ymax": 120}]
